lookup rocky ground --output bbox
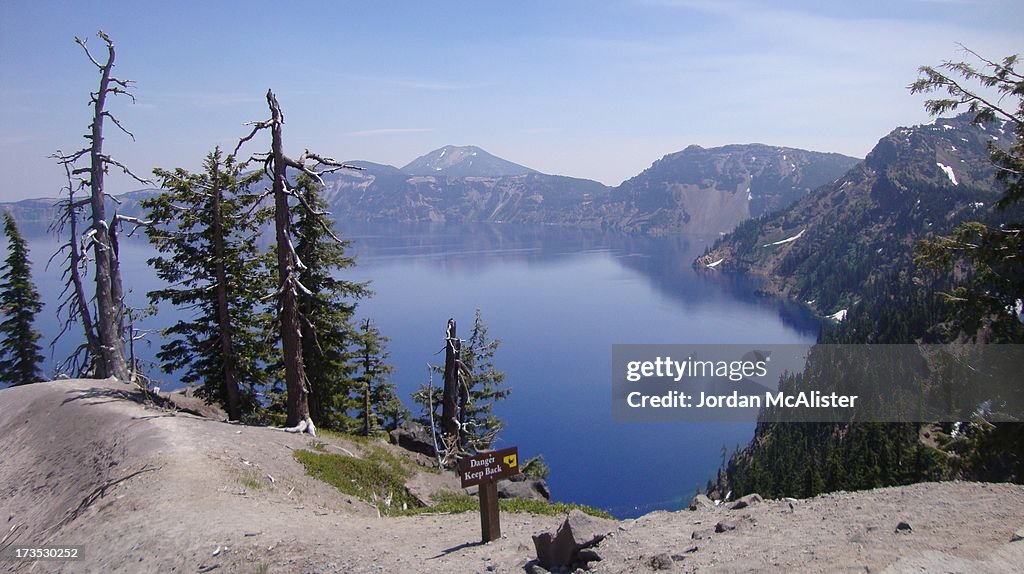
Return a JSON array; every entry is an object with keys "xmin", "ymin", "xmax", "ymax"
[{"xmin": 1, "ymin": 378, "xmax": 1022, "ymax": 573}]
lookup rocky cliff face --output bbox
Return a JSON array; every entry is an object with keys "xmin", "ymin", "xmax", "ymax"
[
  {"xmin": 695, "ymin": 113, "xmax": 1017, "ymax": 315},
  {"xmin": 600, "ymin": 144, "xmax": 860, "ymax": 235}
]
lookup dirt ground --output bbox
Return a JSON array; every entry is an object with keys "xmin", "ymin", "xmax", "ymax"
[{"xmin": 1, "ymin": 378, "xmax": 1022, "ymax": 573}]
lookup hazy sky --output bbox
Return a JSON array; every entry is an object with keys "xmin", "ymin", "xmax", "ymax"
[{"xmin": 1, "ymin": 0, "xmax": 1021, "ymax": 200}]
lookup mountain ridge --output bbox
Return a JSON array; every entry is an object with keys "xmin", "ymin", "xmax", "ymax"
[
  {"xmin": 694, "ymin": 112, "xmax": 1017, "ymax": 316},
  {"xmin": 1, "ymin": 142, "xmax": 861, "ymax": 237}
]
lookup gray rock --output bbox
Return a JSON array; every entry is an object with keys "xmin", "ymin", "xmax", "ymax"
[
  {"xmin": 576, "ymin": 549, "xmax": 602, "ymax": 563},
  {"xmin": 1011, "ymin": 524, "xmax": 1024, "ymax": 543},
  {"xmin": 388, "ymin": 421, "xmax": 435, "ymax": 457},
  {"xmin": 715, "ymin": 520, "xmax": 738, "ymax": 533},
  {"xmin": 533, "ymin": 510, "xmax": 616, "ymax": 568},
  {"xmin": 688, "ymin": 494, "xmax": 714, "ymax": 511},
  {"xmin": 728, "ymin": 493, "xmax": 763, "ymax": 510},
  {"xmin": 895, "ymin": 521, "xmax": 913, "ymax": 533},
  {"xmin": 524, "ymin": 562, "xmax": 551, "ymax": 574},
  {"xmin": 650, "ymin": 553, "xmax": 675, "ymax": 570},
  {"xmin": 498, "ymin": 477, "xmax": 551, "ymax": 501}
]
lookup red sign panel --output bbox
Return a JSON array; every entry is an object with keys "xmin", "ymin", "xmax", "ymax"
[{"xmin": 459, "ymin": 446, "xmax": 520, "ymax": 488}]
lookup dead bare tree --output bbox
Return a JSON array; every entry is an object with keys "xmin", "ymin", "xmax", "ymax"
[
  {"xmin": 442, "ymin": 318, "xmax": 462, "ymax": 450},
  {"xmin": 51, "ymin": 31, "xmax": 149, "ymax": 382},
  {"xmin": 48, "ymin": 154, "xmax": 101, "ymax": 376},
  {"xmin": 234, "ymin": 89, "xmax": 361, "ymax": 435}
]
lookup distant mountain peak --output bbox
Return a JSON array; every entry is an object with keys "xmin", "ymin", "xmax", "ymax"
[{"xmin": 401, "ymin": 145, "xmax": 540, "ymax": 177}]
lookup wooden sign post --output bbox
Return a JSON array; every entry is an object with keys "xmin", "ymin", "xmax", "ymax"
[{"xmin": 459, "ymin": 446, "xmax": 520, "ymax": 542}]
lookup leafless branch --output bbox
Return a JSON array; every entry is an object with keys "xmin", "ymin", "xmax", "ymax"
[
  {"xmin": 74, "ymin": 35, "xmax": 105, "ymax": 70},
  {"xmin": 99, "ymin": 154, "xmax": 152, "ymax": 185},
  {"xmin": 288, "ymin": 186, "xmax": 343, "ymax": 242},
  {"xmin": 233, "ymin": 121, "xmax": 272, "ymax": 158},
  {"xmin": 102, "ymin": 111, "xmax": 136, "ymax": 141},
  {"xmin": 113, "ymin": 213, "xmax": 151, "ymax": 237}
]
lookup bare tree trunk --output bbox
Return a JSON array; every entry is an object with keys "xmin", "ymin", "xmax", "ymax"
[
  {"xmin": 267, "ymin": 93, "xmax": 314, "ymax": 433},
  {"xmin": 442, "ymin": 318, "xmax": 461, "ymax": 451},
  {"xmin": 212, "ymin": 160, "xmax": 242, "ymax": 421},
  {"xmin": 54, "ymin": 165, "xmax": 101, "ymax": 374},
  {"xmin": 362, "ymin": 318, "xmax": 373, "ymax": 436},
  {"xmin": 458, "ymin": 363, "xmax": 470, "ymax": 450},
  {"xmin": 86, "ymin": 38, "xmax": 130, "ymax": 383},
  {"xmin": 234, "ymin": 89, "xmax": 360, "ymax": 435},
  {"xmin": 108, "ymin": 223, "xmax": 126, "ymax": 339}
]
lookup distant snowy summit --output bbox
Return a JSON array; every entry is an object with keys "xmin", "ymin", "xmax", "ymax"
[{"xmin": 401, "ymin": 145, "xmax": 540, "ymax": 177}]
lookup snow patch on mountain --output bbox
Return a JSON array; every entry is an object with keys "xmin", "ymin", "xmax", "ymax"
[
  {"xmin": 936, "ymin": 162, "xmax": 958, "ymax": 185},
  {"xmin": 763, "ymin": 228, "xmax": 805, "ymax": 247}
]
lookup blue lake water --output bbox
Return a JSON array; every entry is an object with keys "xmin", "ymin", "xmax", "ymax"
[{"xmin": 16, "ymin": 222, "xmax": 819, "ymax": 518}]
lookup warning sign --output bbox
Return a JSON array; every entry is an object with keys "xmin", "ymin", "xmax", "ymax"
[{"xmin": 458, "ymin": 446, "xmax": 520, "ymax": 488}]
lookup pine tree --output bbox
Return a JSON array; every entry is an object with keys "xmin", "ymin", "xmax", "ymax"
[
  {"xmin": 457, "ymin": 310, "xmax": 511, "ymax": 450},
  {"xmin": 144, "ymin": 149, "xmax": 270, "ymax": 420},
  {"xmin": 354, "ymin": 318, "xmax": 402, "ymax": 434},
  {"xmin": 0, "ymin": 213, "xmax": 45, "ymax": 386},
  {"xmin": 291, "ymin": 175, "xmax": 371, "ymax": 431}
]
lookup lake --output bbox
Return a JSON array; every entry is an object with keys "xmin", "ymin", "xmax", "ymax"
[{"xmin": 16, "ymin": 221, "xmax": 819, "ymax": 518}]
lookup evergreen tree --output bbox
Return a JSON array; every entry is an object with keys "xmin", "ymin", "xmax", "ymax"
[
  {"xmin": 457, "ymin": 309, "xmax": 511, "ymax": 450},
  {"xmin": 144, "ymin": 149, "xmax": 269, "ymax": 420},
  {"xmin": 0, "ymin": 213, "xmax": 45, "ymax": 386},
  {"xmin": 291, "ymin": 175, "xmax": 371, "ymax": 431},
  {"xmin": 354, "ymin": 318, "xmax": 402, "ymax": 434}
]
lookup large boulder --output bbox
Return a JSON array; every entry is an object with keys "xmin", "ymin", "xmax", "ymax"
[
  {"xmin": 499, "ymin": 475, "xmax": 550, "ymax": 501},
  {"xmin": 388, "ymin": 421, "xmax": 436, "ymax": 457},
  {"xmin": 689, "ymin": 494, "xmax": 714, "ymax": 511},
  {"xmin": 165, "ymin": 387, "xmax": 227, "ymax": 420},
  {"xmin": 728, "ymin": 493, "xmax": 763, "ymax": 510},
  {"xmin": 532, "ymin": 510, "xmax": 616, "ymax": 569}
]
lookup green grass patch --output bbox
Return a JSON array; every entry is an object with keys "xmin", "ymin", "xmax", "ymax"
[
  {"xmin": 319, "ymin": 428, "xmax": 390, "ymax": 445},
  {"xmin": 293, "ymin": 449, "xmax": 421, "ymax": 515},
  {"xmin": 238, "ymin": 469, "xmax": 267, "ymax": 491},
  {"xmin": 398, "ymin": 490, "xmax": 613, "ymax": 519}
]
